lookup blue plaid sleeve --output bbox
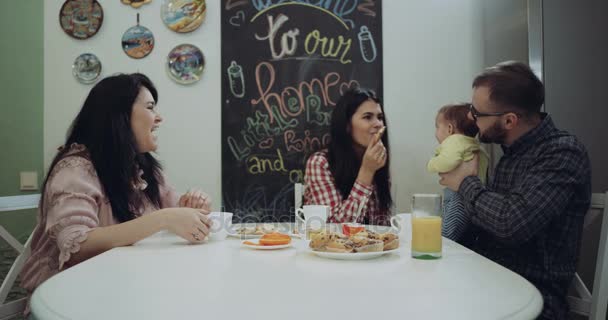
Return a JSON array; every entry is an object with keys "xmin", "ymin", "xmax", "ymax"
[{"xmin": 459, "ymin": 140, "xmax": 589, "ymax": 246}]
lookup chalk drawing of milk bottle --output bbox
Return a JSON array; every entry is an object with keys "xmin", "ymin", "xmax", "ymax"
[
  {"xmin": 358, "ymin": 26, "xmax": 377, "ymax": 63},
  {"xmin": 227, "ymin": 61, "xmax": 245, "ymax": 98}
]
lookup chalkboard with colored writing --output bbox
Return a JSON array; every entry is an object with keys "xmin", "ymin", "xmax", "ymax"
[{"xmin": 221, "ymin": 0, "xmax": 383, "ymax": 222}]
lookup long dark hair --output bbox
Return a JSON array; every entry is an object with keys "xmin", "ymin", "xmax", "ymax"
[
  {"xmin": 327, "ymin": 88, "xmax": 392, "ymax": 211},
  {"xmin": 40, "ymin": 73, "xmax": 163, "ymax": 223}
]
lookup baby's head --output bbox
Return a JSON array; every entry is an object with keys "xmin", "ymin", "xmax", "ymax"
[{"xmin": 435, "ymin": 103, "xmax": 478, "ymax": 143}]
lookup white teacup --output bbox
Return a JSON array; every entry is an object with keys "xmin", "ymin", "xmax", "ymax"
[
  {"xmin": 390, "ymin": 213, "xmax": 412, "ymax": 242},
  {"xmin": 295, "ymin": 205, "xmax": 329, "ymax": 237},
  {"xmin": 207, "ymin": 211, "xmax": 233, "ymax": 241}
]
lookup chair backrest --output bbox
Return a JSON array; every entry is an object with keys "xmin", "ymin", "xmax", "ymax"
[
  {"xmin": 0, "ymin": 194, "xmax": 39, "ymax": 213},
  {"xmin": 590, "ymin": 192, "xmax": 608, "ymax": 320},
  {"xmin": 0, "ymin": 194, "xmax": 40, "ymax": 320},
  {"xmin": 294, "ymin": 183, "xmax": 304, "ymax": 210},
  {"xmin": 568, "ymin": 191, "xmax": 608, "ymax": 320}
]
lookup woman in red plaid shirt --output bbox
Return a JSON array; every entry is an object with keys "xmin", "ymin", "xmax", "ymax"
[{"xmin": 304, "ymin": 88, "xmax": 392, "ymax": 226}]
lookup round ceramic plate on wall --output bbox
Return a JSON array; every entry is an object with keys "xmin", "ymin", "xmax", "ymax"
[
  {"xmin": 161, "ymin": 0, "xmax": 206, "ymax": 33},
  {"xmin": 59, "ymin": 0, "xmax": 104, "ymax": 40},
  {"xmin": 72, "ymin": 53, "xmax": 102, "ymax": 84},
  {"xmin": 166, "ymin": 44, "xmax": 205, "ymax": 85},
  {"xmin": 121, "ymin": 0, "xmax": 152, "ymax": 9},
  {"xmin": 122, "ymin": 24, "xmax": 154, "ymax": 59}
]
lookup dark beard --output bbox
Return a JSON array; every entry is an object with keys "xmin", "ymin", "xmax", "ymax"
[{"xmin": 479, "ymin": 120, "xmax": 507, "ymax": 144}]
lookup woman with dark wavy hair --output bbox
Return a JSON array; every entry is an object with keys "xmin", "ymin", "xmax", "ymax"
[
  {"xmin": 21, "ymin": 73, "xmax": 212, "ymax": 307},
  {"xmin": 304, "ymin": 88, "xmax": 392, "ymax": 225}
]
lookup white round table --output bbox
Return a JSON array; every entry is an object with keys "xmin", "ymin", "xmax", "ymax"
[{"xmin": 30, "ymin": 230, "xmax": 542, "ymax": 320}]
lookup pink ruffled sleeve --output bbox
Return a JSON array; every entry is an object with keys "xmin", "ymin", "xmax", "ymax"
[{"xmin": 44, "ymin": 158, "xmax": 102, "ymax": 270}]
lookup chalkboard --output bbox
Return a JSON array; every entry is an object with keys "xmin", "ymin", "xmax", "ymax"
[{"xmin": 221, "ymin": 0, "xmax": 383, "ymax": 222}]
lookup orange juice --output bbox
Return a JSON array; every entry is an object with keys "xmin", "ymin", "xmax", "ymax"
[{"xmin": 411, "ymin": 216, "xmax": 442, "ymax": 259}]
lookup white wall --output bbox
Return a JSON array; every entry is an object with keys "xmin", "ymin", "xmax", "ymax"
[
  {"xmin": 44, "ymin": 0, "xmax": 222, "ymax": 203},
  {"xmin": 44, "ymin": 1, "xmax": 527, "ymax": 212},
  {"xmin": 383, "ymin": 0, "xmax": 484, "ymax": 210},
  {"xmin": 543, "ymin": 0, "xmax": 608, "ymax": 193}
]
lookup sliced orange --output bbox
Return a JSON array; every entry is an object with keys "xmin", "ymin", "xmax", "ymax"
[
  {"xmin": 259, "ymin": 238, "xmax": 291, "ymax": 246},
  {"xmin": 243, "ymin": 240, "xmax": 261, "ymax": 246},
  {"xmin": 262, "ymin": 232, "xmax": 290, "ymax": 239},
  {"xmin": 259, "ymin": 233, "xmax": 291, "ymax": 245}
]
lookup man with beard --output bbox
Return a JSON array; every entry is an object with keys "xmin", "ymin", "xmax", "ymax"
[{"xmin": 439, "ymin": 61, "xmax": 591, "ymax": 320}]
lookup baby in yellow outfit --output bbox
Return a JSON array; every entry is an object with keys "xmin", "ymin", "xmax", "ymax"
[{"xmin": 427, "ymin": 103, "xmax": 488, "ymax": 241}]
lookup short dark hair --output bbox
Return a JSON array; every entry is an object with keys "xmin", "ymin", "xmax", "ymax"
[
  {"xmin": 438, "ymin": 103, "xmax": 478, "ymax": 137},
  {"xmin": 472, "ymin": 61, "xmax": 544, "ymax": 115}
]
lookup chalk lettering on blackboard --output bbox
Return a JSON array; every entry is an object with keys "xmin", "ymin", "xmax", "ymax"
[
  {"xmin": 255, "ymin": 14, "xmax": 300, "ymax": 60},
  {"xmin": 357, "ymin": 0, "xmax": 376, "ymax": 17},
  {"xmin": 304, "ymin": 29, "xmax": 352, "ymax": 64},
  {"xmin": 305, "ymin": 94, "xmax": 331, "ymax": 125},
  {"xmin": 251, "ymin": 1, "xmax": 357, "ymax": 25},
  {"xmin": 226, "ymin": 0, "xmax": 247, "ymax": 11},
  {"xmin": 222, "ymin": 0, "xmax": 383, "ymax": 221}
]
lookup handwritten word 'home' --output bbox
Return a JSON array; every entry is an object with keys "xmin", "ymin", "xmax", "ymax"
[{"xmin": 250, "ymin": 61, "xmax": 359, "ymax": 124}]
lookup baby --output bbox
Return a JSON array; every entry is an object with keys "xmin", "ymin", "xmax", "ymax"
[{"xmin": 427, "ymin": 103, "xmax": 489, "ymax": 242}]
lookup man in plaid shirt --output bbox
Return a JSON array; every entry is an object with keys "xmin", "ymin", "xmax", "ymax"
[{"xmin": 439, "ymin": 61, "xmax": 591, "ymax": 319}]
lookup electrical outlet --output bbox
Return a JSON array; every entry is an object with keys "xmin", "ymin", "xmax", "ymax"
[{"xmin": 20, "ymin": 171, "xmax": 38, "ymax": 190}]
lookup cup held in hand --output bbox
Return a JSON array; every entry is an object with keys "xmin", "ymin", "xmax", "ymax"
[{"xmin": 208, "ymin": 211, "xmax": 233, "ymax": 241}]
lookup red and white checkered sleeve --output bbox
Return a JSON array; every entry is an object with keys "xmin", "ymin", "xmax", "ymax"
[{"xmin": 304, "ymin": 152, "xmax": 373, "ymax": 223}]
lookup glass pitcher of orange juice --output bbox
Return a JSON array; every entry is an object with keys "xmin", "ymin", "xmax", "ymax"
[{"xmin": 411, "ymin": 194, "xmax": 442, "ymax": 259}]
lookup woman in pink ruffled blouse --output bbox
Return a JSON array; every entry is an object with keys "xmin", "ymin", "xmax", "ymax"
[{"xmin": 20, "ymin": 73, "xmax": 212, "ymax": 311}]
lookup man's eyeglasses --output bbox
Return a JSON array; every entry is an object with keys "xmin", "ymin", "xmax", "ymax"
[{"xmin": 468, "ymin": 104, "xmax": 518, "ymax": 121}]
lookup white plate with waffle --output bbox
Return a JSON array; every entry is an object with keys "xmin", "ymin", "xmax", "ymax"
[
  {"xmin": 241, "ymin": 239, "xmax": 293, "ymax": 250},
  {"xmin": 227, "ymin": 223, "xmax": 301, "ymax": 239},
  {"xmin": 308, "ymin": 248, "xmax": 400, "ymax": 260}
]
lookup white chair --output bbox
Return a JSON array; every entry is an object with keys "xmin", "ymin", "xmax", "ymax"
[
  {"xmin": 294, "ymin": 183, "xmax": 304, "ymax": 210},
  {"xmin": 568, "ymin": 191, "xmax": 608, "ymax": 320},
  {"xmin": 294, "ymin": 183, "xmax": 304, "ymax": 234},
  {"xmin": 0, "ymin": 194, "xmax": 40, "ymax": 320}
]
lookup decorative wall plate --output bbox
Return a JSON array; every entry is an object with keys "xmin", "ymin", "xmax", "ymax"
[
  {"xmin": 72, "ymin": 53, "xmax": 102, "ymax": 84},
  {"xmin": 121, "ymin": 0, "xmax": 152, "ymax": 8},
  {"xmin": 122, "ymin": 15, "xmax": 154, "ymax": 59},
  {"xmin": 166, "ymin": 44, "xmax": 205, "ymax": 85},
  {"xmin": 161, "ymin": 0, "xmax": 206, "ymax": 33},
  {"xmin": 59, "ymin": 0, "xmax": 103, "ymax": 39}
]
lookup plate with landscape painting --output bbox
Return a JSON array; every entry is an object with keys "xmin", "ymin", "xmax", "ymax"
[
  {"xmin": 166, "ymin": 44, "xmax": 205, "ymax": 85},
  {"xmin": 59, "ymin": 0, "xmax": 104, "ymax": 39},
  {"xmin": 122, "ymin": 25, "xmax": 154, "ymax": 59},
  {"xmin": 72, "ymin": 53, "xmax": 101, "ymax": 84},
  {"xmin": 161, "ymin": 0, "xmax": 206, "ymax": 33}
]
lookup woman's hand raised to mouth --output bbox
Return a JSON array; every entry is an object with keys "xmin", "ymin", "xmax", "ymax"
[{"xmin": 358, "ymin": 126, "xmax": 387, "ymax": 186}]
